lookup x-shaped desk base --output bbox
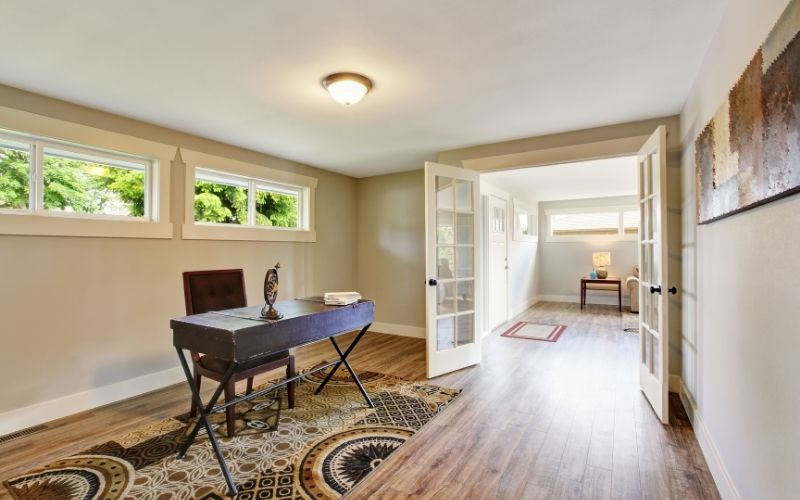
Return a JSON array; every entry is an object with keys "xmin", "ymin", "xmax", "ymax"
[{"xmin": 174, "ymin": 324, "xmax": 373, "ymax": 497}]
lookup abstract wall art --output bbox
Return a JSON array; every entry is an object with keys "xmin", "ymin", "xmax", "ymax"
[{"xmin": 696, "ymin": 0, "xmax": 800, "ymax": 224}]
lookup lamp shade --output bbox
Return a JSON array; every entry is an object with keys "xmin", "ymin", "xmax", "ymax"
[{"xmin": 592, "ymin": 252, "xmax": 611, "ymax": 268}]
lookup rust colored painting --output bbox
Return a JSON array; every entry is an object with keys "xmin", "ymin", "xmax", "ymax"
[{"xmin": 696, "ymin": 0, "xmax": 800, "ymax": 224}]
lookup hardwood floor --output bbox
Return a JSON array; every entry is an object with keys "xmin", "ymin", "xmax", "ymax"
[{"xmin": 0, "ymin": 302, "xmax": 718, "ymax": 499}]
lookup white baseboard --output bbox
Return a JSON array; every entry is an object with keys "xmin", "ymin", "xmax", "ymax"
[
  {"xmin": 370, "ymin": 322, "xmax": 425, "ymax": 339},
  {"xmin": 510, "ymin": 296, "xmax": 541, "ymax": 318},
  {"xmin": 0, "ymin": 366, "xmax": 184, "ymax": 436},
  {"xmin": 679, "ymin": 381, "xmax": 741, "ymax": 500},
  {"xmin": 537, "ymin": 294, "xmax": 631, "ymax": 307}
]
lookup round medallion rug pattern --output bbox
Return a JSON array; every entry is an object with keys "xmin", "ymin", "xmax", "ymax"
[
  {"xmin": 299, "ymin": 426, "xmax": 414, "ymax": 497},
  {"xmin": 5, "ymin": 455, "xmax": 133, "ymax": 499},
  {"xmin": 3, "ymin": 365, "xmax": 460, "ymax": 499}
]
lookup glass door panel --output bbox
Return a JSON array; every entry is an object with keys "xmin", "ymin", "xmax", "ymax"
[
  {"xmin": 434, "ymin": 173, "xmax": 476, "ymax": 353},
  {"xmin": 425, "ymin": 161, "xmax": 481, "ymax": 378}
]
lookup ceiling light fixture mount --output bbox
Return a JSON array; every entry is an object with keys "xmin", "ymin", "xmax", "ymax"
[{"xmin": 322, "ymin": 72, "xmax": 373, "ymax": 105}]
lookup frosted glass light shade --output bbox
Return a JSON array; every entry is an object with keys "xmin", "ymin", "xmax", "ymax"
[{"xmin": 322, "ymin": 72, "xmax": 373, "ymax": 105}]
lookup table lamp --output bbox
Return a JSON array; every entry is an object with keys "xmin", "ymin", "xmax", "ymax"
[{"xmin": 592, "ymin": 252, "xmax": 611, "ymax": 279}]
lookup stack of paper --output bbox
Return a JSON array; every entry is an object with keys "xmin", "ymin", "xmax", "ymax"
[{"xmin": 324, "ymin": 292, "xmax": 362, "ymax": 306}]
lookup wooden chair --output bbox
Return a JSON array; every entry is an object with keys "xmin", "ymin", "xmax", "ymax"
[{"xmin": 182, "ymin": 269, "xmax": 295, "ymax": 437}]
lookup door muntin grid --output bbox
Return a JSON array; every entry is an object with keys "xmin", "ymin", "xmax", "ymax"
[{"xmin": 435, "ymin": 175, "xmax": 475, "ymax": 351}]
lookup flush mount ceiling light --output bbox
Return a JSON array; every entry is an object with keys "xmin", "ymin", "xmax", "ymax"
[{"xmin": 322, "ymin": 72, "xmax": 373, "ymax": 105}]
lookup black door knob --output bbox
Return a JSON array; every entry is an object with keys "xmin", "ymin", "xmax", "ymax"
[
  {"xmin": 428, "ymin": 278, "xmax": 438, "ymax": 286},
  {"xmin": 668, "ymin": 286, "xmax": 677, "ymax": 295},
  {"xmin": 650, "ymin": 285, "xmax": 662, "ymax": 295}
]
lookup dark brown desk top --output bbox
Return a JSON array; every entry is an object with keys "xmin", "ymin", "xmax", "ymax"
[{"xmin": 171, "ymin": 298, "xmax": 374, "ymax": 363}]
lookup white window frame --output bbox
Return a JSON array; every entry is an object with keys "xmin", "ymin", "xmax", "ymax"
[
  {"xmin": 181, "ymin": 149, "xmax": 317, "ymax": 242},
  {"xmin": 0, "ymin": 106, "xmax": 173, "ymax": 239},
  {"xmin": 512, "ymin": 198, "xmax": 538, "ymax": 242},
  {"xmin": 545, "ymin": 205, "xmax": 639, "ymax": 243}
]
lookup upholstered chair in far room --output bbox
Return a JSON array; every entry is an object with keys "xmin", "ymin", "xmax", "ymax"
[
  {"xmin": 626, "ymin": 265, "xmax": 640, "ymax": 313},
  {"xmin": 182, "ymin": 269, "xmax": 296, "ymax": 437}
]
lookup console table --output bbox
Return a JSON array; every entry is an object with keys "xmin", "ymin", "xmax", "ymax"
[{"xmin": 580, "ymin": 277, "xmax": 622, "ymax": 312}]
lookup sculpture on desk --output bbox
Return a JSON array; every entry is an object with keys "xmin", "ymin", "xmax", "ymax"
[{"xmin": 261, "ymin": 262, "xmax": 284, "ymax": 320}]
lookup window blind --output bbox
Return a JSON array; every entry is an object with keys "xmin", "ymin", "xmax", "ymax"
[{"xmin": 550, "ymin": 212, "xmax": 619, "ymax": 236}]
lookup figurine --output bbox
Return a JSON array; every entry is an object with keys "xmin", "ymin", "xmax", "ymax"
[{"xmin": 261, "ymin": 262, "xmax": 284, "ymax": 320}]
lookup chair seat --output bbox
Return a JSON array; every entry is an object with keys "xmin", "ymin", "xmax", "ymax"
[{"xmin": 199, "ymin": 350, "xmax": 290, "ymax": 373}]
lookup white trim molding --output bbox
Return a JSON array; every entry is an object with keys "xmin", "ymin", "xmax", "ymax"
[
  {"xmin": 511, "ymin": 296, "xmax": 541, "ymax": 319},
  {"xmin": 0, "ymin": 366, "xmax": 184, "ymax": 436},
  {"xmin": 0, "ymin": 106, "xmax": 175, "ymax": 239},
  {"xmin": 679, "ymin": 381, "xmax": 741, "ymax": 500},
  {"xmin": 369, "ymin": 322, "xmax": 425, "ymax": 339},
  {"xmin": 537, "ymin": 294, "xmax": 631, "ymax": 307},
  {"xmin": 180, "ymin": 148, "xmax": 317, "ymax": 242}
]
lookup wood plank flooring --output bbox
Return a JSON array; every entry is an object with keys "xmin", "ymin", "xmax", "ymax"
[{"xmin": 0, "ymin": 302, "xmax": 718, "ymax": 499}]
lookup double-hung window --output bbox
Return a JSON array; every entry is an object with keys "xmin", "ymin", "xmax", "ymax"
[
  {"xmin": 182, "ymin": 150, "xmax": 316, "ymax": 242},
  {"xmin": 546, "ymin": 205, "xmax": 639, "ymax": 242}
]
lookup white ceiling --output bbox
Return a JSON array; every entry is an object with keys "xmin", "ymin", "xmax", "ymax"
[
  {"xmin": 482, "ymin": 156, "xmax": 638, "ymax": 203},
  {"xmin": 0, "ymin": 1, "xmax": 728, "ymax": 177}
]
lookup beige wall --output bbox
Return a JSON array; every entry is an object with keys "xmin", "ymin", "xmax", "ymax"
[
  {"xmin": 679, "ymin": 1, "xmax": 799, "ymax": 499},
  {"xmin": 537, "ymin": 196, "xmax": 638, "ymax": 304},
  {"xmin": 355, "ymin": 170, "xmax": 425, "ymax": 329},
  {"xmin": 0, "ymin": 85, "xmax": 357, "ymax": 415}
]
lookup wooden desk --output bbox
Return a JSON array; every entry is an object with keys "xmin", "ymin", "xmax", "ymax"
[
  {"xmin": 580, "ymin": 277, "xmax": 622, "ymax": 312},
  {"xmin": 171, "ymin": 297, "xmax": 374, "ymax": 496}
]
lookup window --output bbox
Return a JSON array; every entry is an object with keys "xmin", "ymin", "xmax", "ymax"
[
  {"xmin": 0, "ymin": 131, "xmax": 154, "ymax": 220},
  {"xmin": 41, "ymin": 146, "xmax": 149, "ymax": 218},
  {"xmin": 623, "ymin": 209, "xmax": 640, "ymax": 234},
  {"xmin": 194, "ymin": 168, "xmax": 302, "ymax": 228},
  {"xmin": 551, "ymin": 211, "xmax": 619, "ymax": 236},
  {"xmin": 0, "ymin": 109, "xmax": 177, "ymax": 238},
  {"xmin": 194, "ymin": 169, "xmax": 250, "ymax": 225},
  {"xmin": 0, "ymin": 120, "xmax": 174, "ymax": 239},
  {"xmin": 0, "ymin": 137, "xmax": 31, "ymax": 211},
  {"xmin": 181, "ymin": 149, "xmax": 316, "ymax": 242},
  {"xmin": 546, "ymin": 205, "xmax": 639, "ymax": 242},
  {"xmin": 513, "ymin": 199, "xmax": 538, "ymax": 242}
]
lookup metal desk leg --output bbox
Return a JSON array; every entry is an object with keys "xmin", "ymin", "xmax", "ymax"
[
  {"xmin": 175, "ymin": 348, "xmax": 239, "ymax": 497},
  {"xmin": 314, "ymin": 324, "xmax": 374, "ymax": 407}
]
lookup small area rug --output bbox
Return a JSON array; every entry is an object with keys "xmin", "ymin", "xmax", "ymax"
[
  {"xmin": 3, "ymin": 365, "xmax": 460, "ymax": 499},
  {"xmin": 623, "ymin": 311, "xmax": 639, "ymax": 333},
  {"xmin": 500, "ymin": 321, "xmax": 567, "ymax": 342}
]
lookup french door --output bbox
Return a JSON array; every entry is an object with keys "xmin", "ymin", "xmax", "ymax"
[
  {"xmin": 637, "ymin": 126, "xmax": 672, "ymax": 424},
  {"xmin": 424, "ymin": 161, "xmax": 481, "ymax": 378}
]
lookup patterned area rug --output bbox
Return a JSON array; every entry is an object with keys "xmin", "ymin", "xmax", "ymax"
[
  {"xmin": 500, "ymin": 321, "xmax": 567, "ymax": 342},
  {"xmin": 3, "ymin": 365, "xmax": 460, "ymax": 499}
]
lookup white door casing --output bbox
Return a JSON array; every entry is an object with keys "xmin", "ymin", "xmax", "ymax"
[
  {"xmin": 488, "ymin": 195, "xmax": 509, "ymax": 330},
  {"xmin": 425, "ymin": 161, "xmax": 481, "ymax": 378},
  {"xmin": 637, "ymin": 126, "xmax": 671, "ymax": 424}
]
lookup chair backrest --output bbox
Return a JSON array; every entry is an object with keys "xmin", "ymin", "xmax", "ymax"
[{"xmin": 183, "ymin": 269, "xmax": 247, "ymax": 316}]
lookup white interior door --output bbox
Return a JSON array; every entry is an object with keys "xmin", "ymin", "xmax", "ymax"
[
  {"xmin": 637, "ymin": 126, "xmax": 671, "ymax": 424},
  {"xmin": 425, "ymin": 161, "xmax": 481, "ymax": 378},
  {"xmin": 488, "ymin": 195, "xmax": 508, "ymax": 329}
]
